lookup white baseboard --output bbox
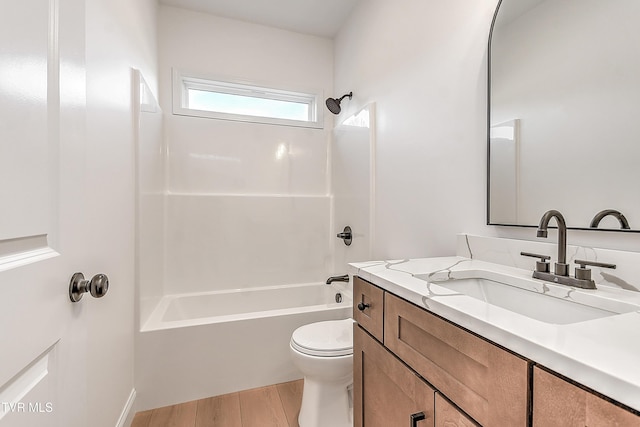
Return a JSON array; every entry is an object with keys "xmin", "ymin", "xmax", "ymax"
[{"xmin": 116, "ymin": 389, "xmax": 137, "ymax": 427}]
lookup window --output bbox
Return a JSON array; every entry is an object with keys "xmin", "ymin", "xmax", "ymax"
[{"xmin": 173, "ymin": 70, "xmax": 323, "ymax": 128}]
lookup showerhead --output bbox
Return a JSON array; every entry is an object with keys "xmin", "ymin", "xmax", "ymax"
[{"xmin": 325, "ymin": 92, "xmax": 353, "ymax": 114}]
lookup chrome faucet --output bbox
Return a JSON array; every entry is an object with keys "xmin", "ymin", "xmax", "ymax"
[
  {"xmin": 326, "ymin": 274, "xmax": 349, "ymax": 285},
  {"xmin": 520, "ymin": 209, "xmax": 616, "ymax": 289},
  {"xmin": 536, "ymin": 209, "xmax": 569, "ymax": 276},
  {"xmin": 590, "ymin": 209, "xmax": 630, "ymax": 230}
]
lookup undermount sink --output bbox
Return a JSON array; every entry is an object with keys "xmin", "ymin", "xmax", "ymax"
[{"xmin": 422, "ymin": 275, "xmax": 638, "ymax": 325}]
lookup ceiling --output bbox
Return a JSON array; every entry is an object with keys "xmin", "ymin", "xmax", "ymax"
[
  {"xmin": 494, "ymin": 0, "xmax": 547, "ymax": 28},
  {"xmin": 158, "ymin": 0, "xmax": 359, "ymax": 38}
]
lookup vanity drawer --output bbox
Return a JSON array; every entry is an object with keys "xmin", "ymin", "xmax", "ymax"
[
  {"xmin": 353, "ymin": 276, "xmax": 384, "ymax": 342},
  {"xmin": 384, "ymin": 293, "xmax": 528, "ymax": 426}
]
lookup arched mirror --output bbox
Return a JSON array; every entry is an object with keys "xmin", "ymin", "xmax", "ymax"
[{"xmin": 488, "ymin": 0, "xmax": 640, "ymax": 231}]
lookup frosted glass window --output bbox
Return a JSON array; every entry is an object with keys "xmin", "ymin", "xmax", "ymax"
[
  {"xmin": 187, "ymin": 89, "xmax": 310, "ymax": 121},
  {"xmin": 173, "ymin": 71, "xmax": 322, "ymax": 129}
]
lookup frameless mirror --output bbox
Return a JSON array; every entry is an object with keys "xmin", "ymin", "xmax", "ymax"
[{"xmin": 488, "ymin": 0, "xmax": 640, "ymax": 231}]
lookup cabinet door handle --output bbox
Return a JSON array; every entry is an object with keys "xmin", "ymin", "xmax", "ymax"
[
  {"xmin": 357, "ymin": 302, "xmax": 370, "ymax": 311},
  {"xmin": 410, "ymin": 411, "xmax": 426, "ymax": 426}
]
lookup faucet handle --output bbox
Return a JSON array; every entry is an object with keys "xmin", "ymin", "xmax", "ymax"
[
  {"xmin": 520, "ymin": 252, "xmax": 551, "ymax": 273},
  {"xmin": 574, "ymin": 259, "xmax": 616, "ymax": 281},
  {"xmin": 521, "ymin": 252, "xmax": 551, "ymax": 261},
  {"xmin": 574, "ymin": 259, "xmax": 617, "ymax": 270}
]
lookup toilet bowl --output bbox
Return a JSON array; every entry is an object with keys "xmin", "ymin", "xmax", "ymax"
[{"xmin": 290, "ymin": 318, "xmax": 353, "ymax": 427}]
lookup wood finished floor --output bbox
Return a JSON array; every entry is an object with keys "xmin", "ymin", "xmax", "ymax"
[{"xmin": 131, "ymin": 380, "xmax": 303, "ymax": 427}]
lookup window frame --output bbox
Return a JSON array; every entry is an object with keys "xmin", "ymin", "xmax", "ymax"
[{"xmin": 172, "ymin": 70, "xmax": 323, "ymax": 129}]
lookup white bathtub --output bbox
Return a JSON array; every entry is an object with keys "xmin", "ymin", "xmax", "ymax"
[{"xmin": 136, "ymin": 282, "xmax": 352, "ymax": 410}]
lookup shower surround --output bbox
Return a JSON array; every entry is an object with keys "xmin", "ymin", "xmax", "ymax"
[{"xmin": 134, "ymin": 6, "xmax": 364, "ymax": 410}]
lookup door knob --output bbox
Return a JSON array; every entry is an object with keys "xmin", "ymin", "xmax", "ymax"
[{"xmin": 69, "ymin": 272, "xmax": 109, "ymax": 302}]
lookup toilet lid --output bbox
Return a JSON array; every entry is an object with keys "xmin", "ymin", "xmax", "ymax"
[{"xmin": 291, "ymin": 319, "xmax": 354, "ymax": 357}]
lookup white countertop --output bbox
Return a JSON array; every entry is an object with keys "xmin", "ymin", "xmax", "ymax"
[{"xmin": 349, "ymin": 256, "xmax": 640, "ymax": 412}]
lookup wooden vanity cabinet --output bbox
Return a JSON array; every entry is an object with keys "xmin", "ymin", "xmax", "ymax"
[
  {"xmin": 533, "ymin": 367, "xmax": 640, "ymax": 426},
  {"xmin": 435, "ymin": 394, "xmax": 478, "ymax": 427},
  {"xmin": 384, "ymin": 292, "xmax": 529, "ymax": 426},
  {"xmin": 353, "ymin": 276, "xmax": 527, "ymax": 427},
  {"xmin": 353, "ymin": 275, "xmax": 640, "ymax": 427},
  {"xmin": 354, "ymin": 325, "xmax": 435, "ymax": 427},
  {"xmin": 353, "ymin": 276, "xmax": 385, "ymax": 342}
]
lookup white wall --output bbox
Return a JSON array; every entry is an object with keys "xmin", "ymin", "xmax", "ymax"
[
  {"xmin": 84, "ymin": 0, "xmax": 157, "ymax": 425},
  {"xmin": 334, "ymin": 0, "xmax": 498, "ymax": 259},
  {"xmin": 334, "ymin": 0, "xmax": 640, "ymax": 261},
  {"xmin": 158, "ymin": 6, "xmax": 335, "ymax": 293},
  {"xmin": 332, "ymin": 104, "xmax": 376, "ymax": 272}
]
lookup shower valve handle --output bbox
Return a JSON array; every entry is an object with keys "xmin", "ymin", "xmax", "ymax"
[{"xmin": 337, "ymin": 226, "xmax": 352, "ymax": 246}]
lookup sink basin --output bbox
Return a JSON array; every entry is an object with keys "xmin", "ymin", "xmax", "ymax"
[{"xmin": 426, "ymin": 276, "xmax": 637, "ymax": 325}]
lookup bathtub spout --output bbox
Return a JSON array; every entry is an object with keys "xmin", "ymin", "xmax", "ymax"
[{"xmin": 326, "ymin": 274, "xmax": 349, "ymax": 285}]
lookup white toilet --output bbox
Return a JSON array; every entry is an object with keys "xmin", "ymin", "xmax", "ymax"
[{"xmin": 290, "ymin": 318, "xmax": 354, "ymax": 427}]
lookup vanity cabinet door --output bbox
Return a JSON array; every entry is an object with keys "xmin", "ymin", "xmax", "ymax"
[
  {"xmin": 533, "ymin": 367, "xmax": 640, "ymax": 426},
  {"xmin": 353, "ymin": 276, "xmax": 385, "ymax": 342},
  {"xmin": 354, "ymin": 324, "xmax": 435, "ymax": 427},
  {"xmin": 435, "ymin": 394, "xmax": 478, "ymax": 427},
  {"xmin": 384, "ymin": 293, "xmax": 529, "ymax": 426}
]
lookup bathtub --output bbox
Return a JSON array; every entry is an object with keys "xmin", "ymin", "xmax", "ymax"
[{"xmin": 136, "ymin": 282, "xmax": 352, "ymax": 410}]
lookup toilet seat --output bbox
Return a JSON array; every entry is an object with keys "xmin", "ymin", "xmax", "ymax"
[{"xmin": 291, "ymin": 319, "xmax": 353, "ymax": 357}]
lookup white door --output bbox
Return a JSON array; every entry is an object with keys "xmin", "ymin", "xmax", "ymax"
[{"xmin": 0, "ymin": 1, "xmax": 92, "ymax": 426}]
